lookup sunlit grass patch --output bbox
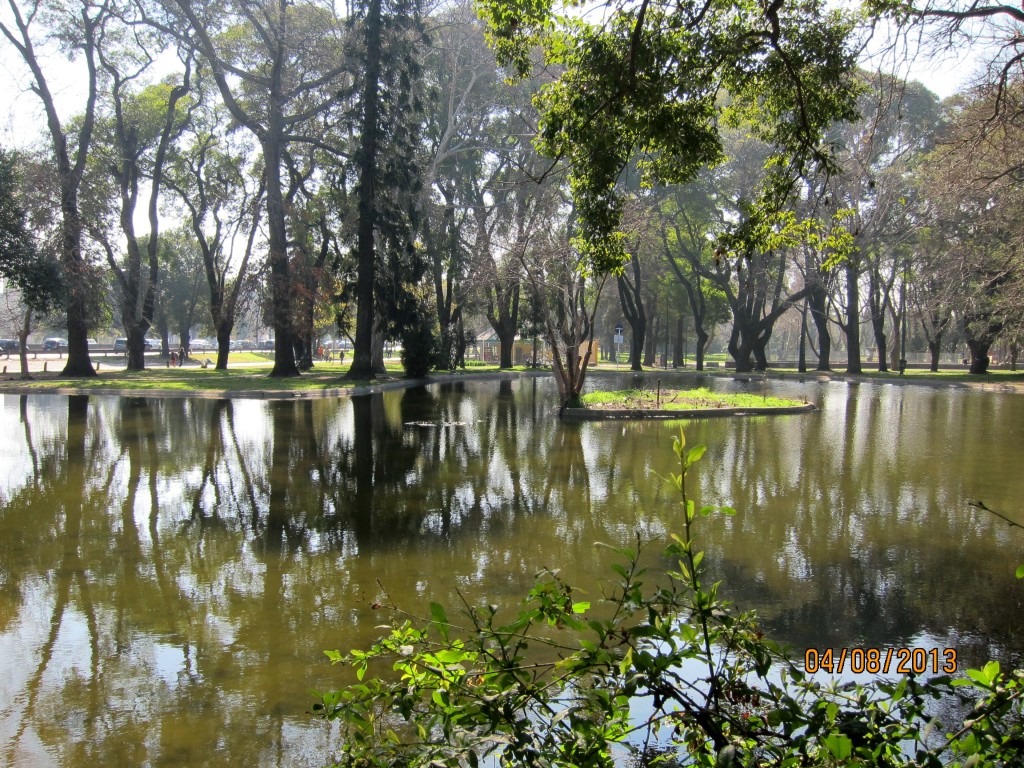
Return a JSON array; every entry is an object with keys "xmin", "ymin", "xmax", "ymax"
[{"xmin": 582, "ymin": 387, "xmax": 803, "ymax": 410}]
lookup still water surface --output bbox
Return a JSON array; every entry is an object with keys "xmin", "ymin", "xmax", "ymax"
[{"xmin": 0, "ymin": 374, "xmax": 1022, "ymax": 766}]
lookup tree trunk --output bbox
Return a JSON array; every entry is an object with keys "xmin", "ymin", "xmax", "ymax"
[
  {"xmin": 728, "ymin": 325, "xmax": 755, "ymax": 373},
  {"xmin": 18, "ymin": 306, "xmax": 32, "ymax": 380},
  {"xmin": 967, "ymin": 337, "xmax": 991, "ymax": 374},
  {"xmin": 673, "ymin": 316, "xmax": 683, "ymax": 367},
  {"xmin": 752, "ymin": 331, "xmax": 770, "ymax": 371},
  {"xmin": 694, "ymin": 328, "xmax": 708, "ymax": 371},
  {"xmin": 264, "ymin": 132, "xmax": 299, "ymax": 377},
  {"xmin": 486, "ymin": 280, "xmax": 520, "ymax": 371},
  {"xmin": 616, "ymin": 257, "xmax": 646, "ymax": 372},
  {"xmin": 844, "ymin": 263, "xmax": 862, "ymax": 374},
  {"xmin": 798, "ymin": 299, "xmax": 808, "ymax": 373},
  {"xmin": 643, "ymin": 315, "xmax": 658, "ymax": 367},
  {"xmin": 348, "ymin": 0, "xmax": 383, "ymax": 380},
  {"xmin": 126, "ymin": 328, "xmax": 148, "ymax": 371},
  {"xmin": 808, "ymin": 284, "xmax": 831, "ymax": 371},
  {"xmin": 871, "ymin": 312, "xmax": 888, "ymax": 372},
  {"xmin": 928, "ymin": 337, "xmax": 942, "ymax": 373},
  {"xmin": 371, "ymin": 314, "xmax": 387, "ymax": 374},
  {"xmin": 216, "ymin": 325, "xmax": 233, "ymax": 370}
]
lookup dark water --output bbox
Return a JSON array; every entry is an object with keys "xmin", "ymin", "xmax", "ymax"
[{"xmin": 1, "ymin": 374, "xmax": 1021, "ymax": 766}]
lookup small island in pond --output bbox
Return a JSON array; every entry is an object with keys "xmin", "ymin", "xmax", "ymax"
[{"xmin": 564, "ymin": 387, "xmax": 816, "ymax": 420}]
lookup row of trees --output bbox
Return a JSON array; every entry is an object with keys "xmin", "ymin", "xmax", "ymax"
[{"xmin": 2, "ymin": 0, "xmax": 1023, "ymax": 399}]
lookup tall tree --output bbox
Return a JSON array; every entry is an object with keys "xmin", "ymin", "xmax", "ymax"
[
  {"xmin": 418, "ymin": 1, "xmax": 501, "ymax": 370},
  {"xmin": 164, "ymin": 97, "xmax": 266, "ymax": 370},
  {"xmin": 479, "ymin": 0, "xmax": 860, "ymax": 292},
  {"xmin": 1, "ymin": 0, "xmax": 111, "ymax": 376},
  {"xmin": 0, "ymin": 147, "xmax": 64, "ymax": 378},
  {"xmin": 657, "ymin": 183, "xmax": 729, "ymax": 371},
  {"xmin": 917, "ymin": 83, "xmax": 1024, "ymax": 373},
  {"xmin": 87, "ymin": 54, "xmax": 193, "ymax": 371},
  {"xmin": 158, "ymin": 0, "xmax": 350, "ymax": 377},
  {"xmin": 347, "ymin": 0, "xmax": 427, "ymax": 379},
  {"xmin": 811, "ymin": 73, "xmax": 940, "ymax": 373}
]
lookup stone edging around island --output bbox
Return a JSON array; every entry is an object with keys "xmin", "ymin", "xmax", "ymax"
[{"xmin": 561, "ymin": 402, "xmax": 817, "ymax": 420}]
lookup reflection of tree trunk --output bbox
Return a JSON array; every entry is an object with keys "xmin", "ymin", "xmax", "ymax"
[
  {"xmin": 190, "ymin": 400, "xmax": 229, "ymax": 525},
  {"xmin": 351, "ymin": 395, "xmax": 376, "ymax": 544},
  {"xmin": 542, "ymin": 424, "xmax": 589, "ymax": 518},
  {"xmin": 8, "ymin": 396, "xmax": 96, "ymax": 763},
  {"xmin": 265, "ymin": 402, "xmax": 293, "ymax": 549},
  {"xmin": 120, "ymin": 400, "xmax": 149, "ymax": 573},
  {"xmin": 19, "ymin": 395, "xmax": 40, "ymax": 480},
  {"xmin": 223, "ymin": 403, "xmax": 262, "ymax": 532}
]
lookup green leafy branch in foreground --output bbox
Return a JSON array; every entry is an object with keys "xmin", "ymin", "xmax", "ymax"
[{"xmin": 314, "ymin": 428, "xmax": 1024, "ymax": 768}]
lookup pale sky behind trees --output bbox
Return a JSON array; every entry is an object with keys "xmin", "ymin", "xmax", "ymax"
[{"xmin": 0, "ymin": 9, "xmax": 977, "ymax": 153}]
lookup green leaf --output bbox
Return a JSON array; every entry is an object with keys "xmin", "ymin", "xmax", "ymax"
[
  {"xmin": 823, "ymin": 732, "xmax": 853, "ymax": 760},
  {"xmin": 686, "ymin": 444, "xmax": 707, "ymax": 465},
  {"xmin": 1016, "ymin": 564, "xmax": 1024, "ymax": 579},
  {"xmin": 571, "ymin": 601, "xmax": 590, "ymax": 614},
  {"xmin": 619, "ymin": 646, "xmax": 633, "ymax": 676},
  {"xmin": 430, "ymin": 602, "xmax": 450, "ymax": 642}
]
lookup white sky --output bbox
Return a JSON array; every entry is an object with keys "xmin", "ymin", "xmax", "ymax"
[{"xmin": 0, "ymin": 5, "xmax": 985, "ymax": 151}]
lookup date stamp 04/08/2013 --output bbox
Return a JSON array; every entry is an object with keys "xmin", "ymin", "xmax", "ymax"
[{"xmin": 803, "ymin": 647, "xmax": 958, "ymax": 675}]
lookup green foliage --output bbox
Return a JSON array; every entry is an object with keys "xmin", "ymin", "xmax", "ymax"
[
  {"xmin": 399, "ymin": 286, "xmax": 438, "ymax": 379},
  {"xmin": 477, "ymin": 0, "xmax": 861, "ymax": 276},
  {"xmin": 0, "ymin": 148, "xmax": 64, "ymax": 315},
  {"xmin": 316, "ymin": 427, "xmax": 1024, "ymax": 768}
]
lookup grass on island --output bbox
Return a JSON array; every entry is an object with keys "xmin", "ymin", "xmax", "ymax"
[{"xmin": 581, "ymin": 387, "xmax": 805, "ymax": 411}]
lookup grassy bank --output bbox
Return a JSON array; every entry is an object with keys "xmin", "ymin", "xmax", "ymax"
[
  {"xmin": 1, "ymin": 355, "xmax": 1021, "ymax": 397},
  {"xmin": 0, "ymin": 360, "xmax": 546, "ymax": 396}
]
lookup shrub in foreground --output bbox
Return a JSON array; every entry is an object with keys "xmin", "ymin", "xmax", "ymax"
[{"xmin": 315, "ymin": 428, "xmax": 1024, "ymax": 767}]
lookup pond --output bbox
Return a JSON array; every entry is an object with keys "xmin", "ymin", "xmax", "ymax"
[{"xmin": 1, "ymin": 374, "xmax": 1022, "ymax": 767}]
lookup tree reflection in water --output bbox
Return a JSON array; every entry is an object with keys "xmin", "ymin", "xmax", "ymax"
[{"xmin": 0, "ymin": 379, "xmax": 1022, "ymax": 766}]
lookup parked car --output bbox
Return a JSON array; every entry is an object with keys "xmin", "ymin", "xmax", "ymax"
[
  {"xmin": 257, "ymin": 339, "xmax": 275, "ymax": 351},
  {"xmin": 190, "ymin": 339, "xmax": 214, "ymax": 351},
  {"xmin": 114, "ymin": 338, "xmax": 158, "ymax": 353},
  {"xmin": 43, "ymin": 337, "xmax": 68, "ymax": 352},
  {"xmin": 0, "ymin": 338, "xmax": 20, "ymax": 354}
]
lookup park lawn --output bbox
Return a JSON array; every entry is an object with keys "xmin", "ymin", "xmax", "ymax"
[
  {"xmin": 0, "ymin": 359, "xmax": 551, "ymax": 395},
  {"xmin": 3, "ymin": 364, "xmax": 363, "ymax": 394},
  {"xmin": 582, "ymin": 387, "xmax": 805, "ymax": 410}
]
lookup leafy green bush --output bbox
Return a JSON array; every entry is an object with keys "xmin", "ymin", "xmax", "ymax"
[{"xmin": 315, "ymin": 428, "xmax": 1024, "ymax": 768}]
